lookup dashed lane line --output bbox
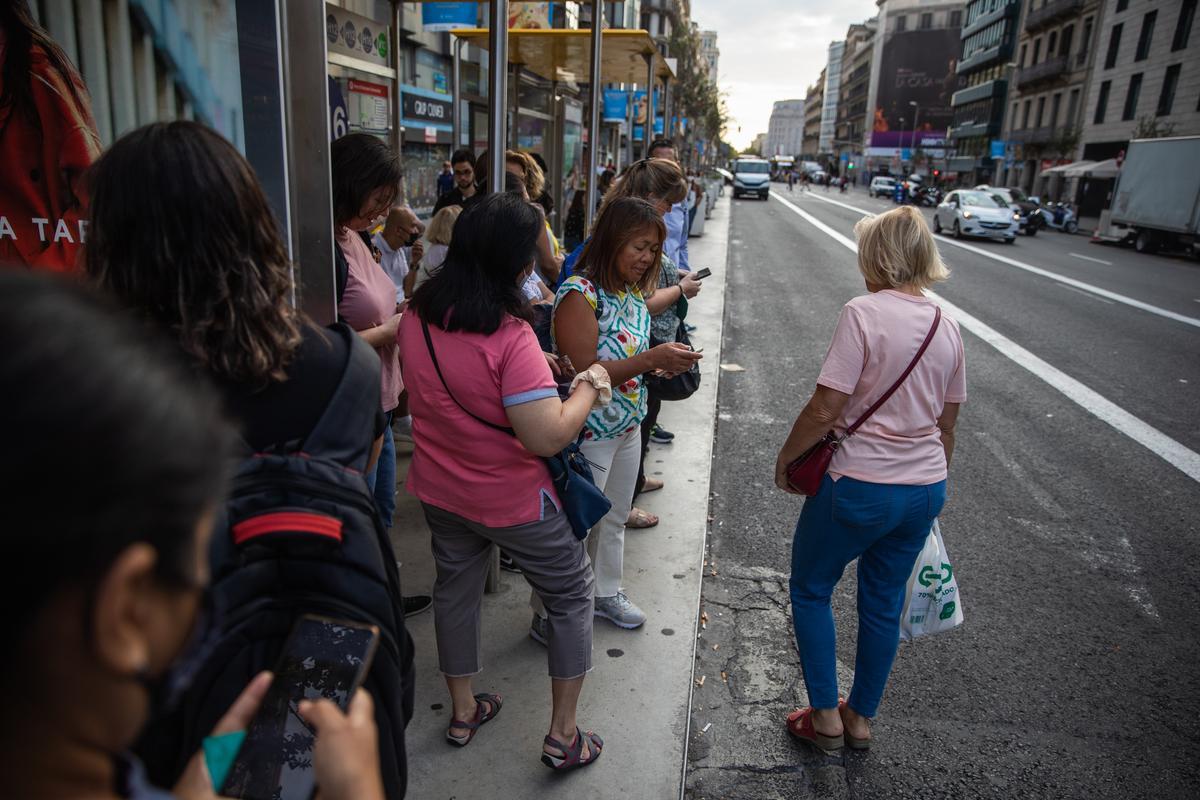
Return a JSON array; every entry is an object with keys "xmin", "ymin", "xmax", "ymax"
[
  {"xmin": 795, "ymin": 190, "xmax": 1200, "ymax": 330},
  {"xmin": 1070, "ymin": 252, "xmax": 1113, "ymax": 265},
  {"xmin": 770, "ymin": 192, "xmax": 1200, "ymax": 487}
]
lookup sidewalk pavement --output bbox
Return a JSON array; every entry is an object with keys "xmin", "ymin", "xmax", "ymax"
[{"xmin": 386, "ymin": 195, "xmax": 731, "ymax": 799}]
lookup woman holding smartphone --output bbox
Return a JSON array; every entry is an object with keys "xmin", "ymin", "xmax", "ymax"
[{"xmin": 0, "ymin": 272, "xmax": 385, "ymax": 800}]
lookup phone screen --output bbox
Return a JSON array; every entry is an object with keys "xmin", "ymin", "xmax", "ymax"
[
  {"xmin": 220, "ymin": 615, "xmax": 379, "ymax": 800},
  {"xmin": 694, "ymin": 268, "xmax": 712, "ymax": 280}
]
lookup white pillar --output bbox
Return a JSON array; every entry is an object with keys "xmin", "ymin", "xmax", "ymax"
[
  {"xmin": 132, "ymin": 30, "xmax": 157, "ymax": 125},
  {"xmin": 43, "ymin": 0, "xmax": 79, "ymax": 67},
  {"xmin": 75, "ymin": 0, "xmax": 113, "ymax": 144},
  {"xmin": 104, "ymin": 0, "xmax": 136, "ymax": 138}
]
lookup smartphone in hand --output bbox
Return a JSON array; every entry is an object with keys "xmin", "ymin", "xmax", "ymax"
[
  {"xmin": 220, "ymin": 615, "xmax": 380, "ymax": 800},
  {"xmin": 693, "ymin": 268, "xmax": 712, "ymax": 280}
]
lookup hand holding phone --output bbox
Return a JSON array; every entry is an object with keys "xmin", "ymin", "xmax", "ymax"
[
  {"xmin": 693, "ymin": 268, "xmax": 712, "ymax": 280},
  {"xmin": 220, "ymin": 615, "xmax": 380, "ymax": 800}
]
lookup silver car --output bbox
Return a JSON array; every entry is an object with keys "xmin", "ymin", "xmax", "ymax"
[{"xmin": 933, "ymin": 190, "xmax": 1019, "ymax": 243}]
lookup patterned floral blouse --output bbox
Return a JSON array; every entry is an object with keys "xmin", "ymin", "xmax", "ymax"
[{"xmin": 553, "ymin": 274, "xmax": 650, "ymax": 440}]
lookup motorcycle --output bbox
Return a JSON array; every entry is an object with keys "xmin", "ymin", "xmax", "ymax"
[
  {"xmin": 1038, "ymin": 202, "xmax": 1079, "ymax": 234},
  {"xmin": 912, "ymin": 186, "xmax": 942, "ymax": 207}
]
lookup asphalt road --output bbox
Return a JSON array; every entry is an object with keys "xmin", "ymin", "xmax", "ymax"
[{"xmin": 684, "ymin": 185, "xmax": 1200, "ymax": 800}]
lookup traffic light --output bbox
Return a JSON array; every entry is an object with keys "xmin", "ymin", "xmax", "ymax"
[
  {"xmin": 847, "ymin": 161, "xmax": 855, "ymax": 170},
  {"xmin": 932, "ymin": 169, "xmax": 941, "ymax": 177}
]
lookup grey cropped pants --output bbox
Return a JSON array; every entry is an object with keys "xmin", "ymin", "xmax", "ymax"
[{"xmin": 422, "ymin": 502, "xmax": 595, "ymax": 680}]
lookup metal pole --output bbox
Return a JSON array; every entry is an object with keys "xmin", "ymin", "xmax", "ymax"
[
  {"xmin": 625, "ymin": 82, "xmax": 634, "ymax": 167},
  {"xmin": 511, "ymin": 64, "xmax": 521, "ymax": 148},
  {"xmin": 486, "ymin": 0, "xmax": 508, "ymax": 195},
  {"xmin": 452, "ymin": 36, "xmax": 464, "ymax": 149},
  {"xmin": 584, "ymin": 0, "xmax": 603, "ymax": 231},
  {"xmin": 643, "ymin": 52, "xmax": 654, "ymax": 158},
  {"xmin": 663, "ymin": 76, "xmax": 671, "ymax": 141}
]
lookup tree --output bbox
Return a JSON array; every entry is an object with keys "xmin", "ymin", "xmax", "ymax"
[
  {"xmin": 1132, "ymin": 115, "xmax": 1177, "ymax": 139},
  {"xmin": 665, "ymin": 1, "xmax": 727, "ymax": 163}
]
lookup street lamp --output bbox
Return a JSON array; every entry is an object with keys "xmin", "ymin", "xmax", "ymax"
[{"xmin": 908, "ymin": 100, "xmax": 920, "ymax": 172}]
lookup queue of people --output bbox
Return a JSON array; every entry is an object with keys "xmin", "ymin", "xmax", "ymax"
[{"xmin": 2, "ymin": 4, "xmax": 966, "ymax": 791}]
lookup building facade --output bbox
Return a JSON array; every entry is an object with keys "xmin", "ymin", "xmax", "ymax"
[
  {"xmin": 767, "ymin": 99, "xmax": 806, "ymax": 157},
  {"xmin": 1080, "ymin": 0, "xmax": 1200, "ymax": 159},
  {"xmin": 802, "ymin": 72, "xmax": 826, "ymax": 155},
  {"xmin": 835, "ymin": 19, "xmax": 878, "ymax": 177},
  {"xmin": 998, "ymin": 0, "xmax": 1105, "ymax": 193},
  {"xmin": 864, "ymin": 0, "xmax": 966, "ymax": 175},
  {"xmin": 819, "ymin": 41, "xmax": 846, "ymax": 154},
  {"xmin": 948, "ymin": 0, "xmax": 1023, "ymax": 184},
  {"xmin": 700, "ymin": 29, "xmax": 720, "ymax": 78}
]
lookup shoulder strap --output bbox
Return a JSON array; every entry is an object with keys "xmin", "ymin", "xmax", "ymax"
[
  {"xmin": 302, "ymin": 323, "xmax": 382, "ymax": 467},
  {"xmin": 844, "ymin": 306, "xmax": 941, "ymax": 437},
  {"xmin": 420, "ymin": 319, "xmax": 517, "ymax": 437}
]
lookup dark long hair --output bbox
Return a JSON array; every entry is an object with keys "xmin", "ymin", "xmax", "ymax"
[
  {"xmin": 578, "ymin": 197, "xmax": 665, "ymax": 295},
  {"xmin": 0, "ymin": 0, "xmax": 90, "ymax": 126},
  {"xmin": 410, "ymin": 191, "xmax": 542, "ymax": 334},
  {"xmin": 330, "ymin": 133, "xmax": 402, "ymax": 229},
  {"xmin": 84, "ymin": 121, "xmax": 303, "ymax": 386},
  {"xmin": 0, "ymin": 272, "xmax": 232, "ymax": 662}
]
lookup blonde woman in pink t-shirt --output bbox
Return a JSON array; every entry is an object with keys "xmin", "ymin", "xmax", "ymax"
[{"xmin": 774, "ymin": 206, "xmax": 966, "ymax": 753}]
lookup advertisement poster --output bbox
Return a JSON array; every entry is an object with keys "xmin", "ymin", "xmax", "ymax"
[
  {"xmin": 421, "ymin": 2, "xmax": 476, "ymax": 32},
  {"xmin": 603, "ymin": 89, "xmax": 628, "ymax": 123},
  {"xmin": 348, "ymin": 79, "xmax": 389, "ymax": 133},
  {"xmin": 870, "ymin": 27, "xmax": 959, "ymax": 150},
  {"xmin": 509, "ymin": 3, "xmax": 553, "ymax": 28},
  {"xmin": 328, "ymin": 76, "xmax": 347, "ymax": 140}
]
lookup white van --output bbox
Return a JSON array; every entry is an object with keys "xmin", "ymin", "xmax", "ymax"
[
  {"xmin": 870, "ymin": 176, "xmax": 897, "ymax": 198},
  {"xmin": 731, "ymin": 158, "xmax": 771, "ymax": 200}
]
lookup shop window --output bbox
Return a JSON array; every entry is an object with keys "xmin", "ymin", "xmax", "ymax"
[
  {"xmin": 2, "ymin": 0, "xmax": 289, "ymax": 270},
  {"xmin": 1135, "ymin": 11, "xmax": 1157, "ymax": 61},
  {"xmin": 1122, "ymin": 73, "xmax": 1143, "ymax": 120},
  {"xmin": 1156, "ymin": 64, "xmax": 1181, "ymax": 116}
]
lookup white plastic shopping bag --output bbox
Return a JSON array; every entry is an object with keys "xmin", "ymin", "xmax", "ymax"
[{"xmin": 899, "ymin": 519, "xmax": 964, "ymax": 640}]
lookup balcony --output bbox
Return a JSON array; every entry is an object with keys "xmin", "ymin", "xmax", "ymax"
[
  {"xmin": 957, "ymin": 42, "xmax": 1011, "ymax": 74},
  {"xmin": 1016, "ymin": 55, "xmax": 1068, "ymax": 88},
  {"xmin": 962, "ymin": 0, "xmax": 1019, "ymax": 39},
  {"xmin": 1025, "ymin": 0, "xmax": 1083, "ymax": 33},
  {"xmin": 952, "ymin": 79, "xmax": 1008, "ymax": 107},
  {"xmin": 949, "ymin": 121, "xmax": 995, "ymax": 139},
  {"xmin": 1008, "ymin": 126, "xmax": 1058, "ymax": 145}
]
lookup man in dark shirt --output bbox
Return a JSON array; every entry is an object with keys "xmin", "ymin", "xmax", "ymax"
[{"xmin": 432, "ymin": 148, "xmax": 477, "ymax": 213}]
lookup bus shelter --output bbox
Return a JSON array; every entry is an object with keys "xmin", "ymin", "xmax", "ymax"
[{"xmin": 449, "ymin": 27, "xmax": 675, "ymax": 233}]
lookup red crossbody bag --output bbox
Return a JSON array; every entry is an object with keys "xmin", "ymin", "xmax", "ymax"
[{"xmin": 786, "ymin": 306, "xmax": 942, "ymax": 496}]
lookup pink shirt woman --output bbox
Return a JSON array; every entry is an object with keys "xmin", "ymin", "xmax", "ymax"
[{"xmin": 337, "ymin": 228, "xmax": 402, "ymax": 412}]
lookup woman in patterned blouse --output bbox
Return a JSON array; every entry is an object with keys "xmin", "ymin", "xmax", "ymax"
[{"xmin": 549, "ymin": 197, "xmax": 704, "ymax": 630}]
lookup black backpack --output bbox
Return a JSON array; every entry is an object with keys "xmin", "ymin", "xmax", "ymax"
[{"xmin": 136, "ymin": 324, "xmax": 414, "ymax": 799}]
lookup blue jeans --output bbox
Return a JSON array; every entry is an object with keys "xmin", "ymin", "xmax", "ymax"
[
  {"xmin": 366, "ymin": 414, "xmax": 396, "ymax": 531},
  {"xmin": 789, "ymin": 475, "xmax": 946, "ymax": 717}
]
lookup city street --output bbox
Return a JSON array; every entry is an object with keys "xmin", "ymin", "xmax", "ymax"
[{"xmin": 685, "ymin": 185, "xmax": 1200, "ymax": 799}]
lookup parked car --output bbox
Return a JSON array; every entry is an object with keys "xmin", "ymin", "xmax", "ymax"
[
  {"xmin": 870, "ymin": 176, "xmax": 897, "ymax": 198},
  {"xmin": 976, "ymin": 184, "xmax": 1044, "ymax": 236},
  {"xmin": 933, "ymin": 190, "xmax": 1019, "ymax": 243}
]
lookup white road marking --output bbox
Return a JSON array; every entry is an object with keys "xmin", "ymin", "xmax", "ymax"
[
  {"xmin": 771, "ymin": 192, "xmax": 1200, "ymax": 486},
  {"xmin": 1057, "ymin": 283, "xmax": 1115, "ymax": 304},
  {"xmin": 797, "ymin": 192, "xmax": 1200, "ymax": 330},
  {"xmin": 1070, "ymin": 252, "xmax": 1113, "ymax": 265}
]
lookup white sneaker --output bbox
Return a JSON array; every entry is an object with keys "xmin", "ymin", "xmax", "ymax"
[{"xmin": 594, "ymin": 592, "xmax": 646, "ymax": 629}]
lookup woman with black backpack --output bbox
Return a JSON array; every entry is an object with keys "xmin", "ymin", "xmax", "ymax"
[{"xmin": 84, "ymin": 121, "xmax": 415, "ymax": 798}]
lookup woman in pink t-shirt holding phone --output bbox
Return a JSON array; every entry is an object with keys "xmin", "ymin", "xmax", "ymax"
[
  {"xmin": 400, "ymin": 192, "xmax": 611, "ymax": 772},
  {"xmin": 774, "ymin": 206, "xmax": 967, "ymax": 753}
]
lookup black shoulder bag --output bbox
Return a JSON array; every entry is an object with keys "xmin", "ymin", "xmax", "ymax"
[{"xmin": 420, "ymin": 320, "xmax": 611, "ymax": 540}]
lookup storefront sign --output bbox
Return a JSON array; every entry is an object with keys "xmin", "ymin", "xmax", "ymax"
[
  {"xmin": 603, "ymin": 90, "xmax": 628, "ymax": 123},
  {"xmin": 990, "ymin": 139, "xmax": 1006, "ymax": 159},
  {"xmin": 402, "ymin": 85, "xmax": 453, "ymax": 130},
  {"xmin": 348, "ymin": 79, "xmax": 389, "ymax": 133},
  {"xmin": 422, "ymin": 2, "xmax": 476, "ymax": 32},
  {"xmin": 326, "ymin": 4, "xmax": 389, "ymax": 67}
]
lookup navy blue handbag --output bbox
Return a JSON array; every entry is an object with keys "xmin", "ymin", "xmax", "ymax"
[{"xmin": 421, "ymin": 321, "xmax": 611, "ymax": 540}]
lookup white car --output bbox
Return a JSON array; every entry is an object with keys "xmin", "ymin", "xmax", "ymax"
[
  {"xmin": 870, "ymin": 176, "xmax": 897, "ymax": 198},
  {"xmin": 933, "ymin": 190, "xmax": 1019, "ymax": 243}
]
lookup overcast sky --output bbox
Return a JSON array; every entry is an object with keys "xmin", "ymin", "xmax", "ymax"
[{"xmin": 690, "ymin": 0, "xmax": 880, "ymax": 149}]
